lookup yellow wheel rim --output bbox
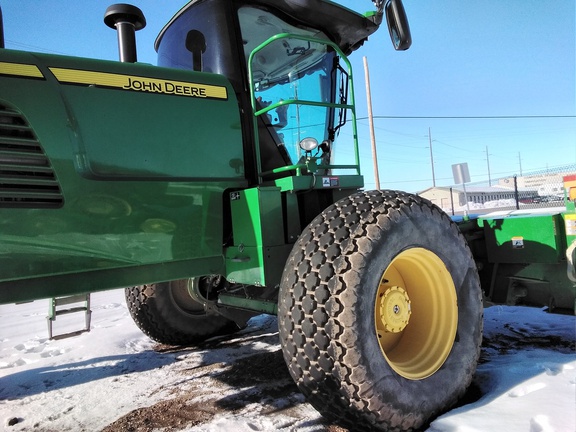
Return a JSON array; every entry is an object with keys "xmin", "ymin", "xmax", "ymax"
[{"xmin": 374, "ymin": 247, "xmax": 458, "ymax": 380}]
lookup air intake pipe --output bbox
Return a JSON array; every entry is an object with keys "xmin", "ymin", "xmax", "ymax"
[{"xmin": 104, "ymin": 4, "xmax": 146, "ymax": 62}]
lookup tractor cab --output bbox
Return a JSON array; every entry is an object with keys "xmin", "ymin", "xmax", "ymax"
[{"xmin": 155, "ymin": 0, "xmax": 408, "ymax": 185}]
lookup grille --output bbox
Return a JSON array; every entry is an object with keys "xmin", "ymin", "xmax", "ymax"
[{"xmin": 0, "ymin": 103, "xmax": 64, "ymax": 208}]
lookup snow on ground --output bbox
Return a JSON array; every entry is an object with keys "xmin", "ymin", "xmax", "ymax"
[
  {"xmin": 0, "ymin": 290, "xmax": 575, "ymax": 432},
  {"xmin": 443, "ymin": 200, "xmax": 566, "ymax": 215},
  {"xmin": 429, "ymin": 307, "xmax": 576, "ymax": 432}
]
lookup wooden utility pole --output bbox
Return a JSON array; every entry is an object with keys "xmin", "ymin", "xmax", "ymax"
[{"xmin": 363, "ymin": 56, "xmax": 380, "ymax": 190}]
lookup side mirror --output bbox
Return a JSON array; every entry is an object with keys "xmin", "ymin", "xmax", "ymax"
[
  {"xmin": 385, "ymin": 0, "xmax": 411, "ymax": 50},
  {"xmin": 186, "ymin": 30, "xmax": 207, "ymax": 72}
]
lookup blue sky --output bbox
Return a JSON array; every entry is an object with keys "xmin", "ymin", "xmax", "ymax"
[{"xmin": 2, "ymin": 0, "xmax": 575, "ymax": 192}]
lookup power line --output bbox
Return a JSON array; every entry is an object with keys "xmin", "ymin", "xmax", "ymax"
[
  {"xmin": 365, "ymin": 115, "xmax": 576, "ymax": 120},
  {"xmin": 5, "ymin": 39, "xmax": 68, "ymax": 55}
]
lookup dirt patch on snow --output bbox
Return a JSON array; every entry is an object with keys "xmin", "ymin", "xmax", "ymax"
[
  {"xmin": 102, "ymin": 399, "xmax": 217, "ymax": 432},
  {"xmin": 481, "ymin": 321, "xmax": 576, "ymax": 359},
  {"xmin": 103, "ymin": 342, "xmax": 348, "ymax": 432},
  {"xmin": 102, "ymin": 309, "xmax": 576, "ymax": 432}
]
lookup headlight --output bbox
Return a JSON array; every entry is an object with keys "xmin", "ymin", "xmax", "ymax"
[{"xmin": 299, "ymin": 137, "xmax": 318, "ymax": 152}]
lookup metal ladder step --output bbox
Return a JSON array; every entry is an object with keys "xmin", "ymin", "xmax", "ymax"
[{"xmin": 47, "ymin": 293, "xmax": 92, "ymax": 340}]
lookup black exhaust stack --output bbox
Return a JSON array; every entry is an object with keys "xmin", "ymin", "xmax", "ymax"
[{"xmin": 104, "ymin": 4, "xmax": 146, "ymax": 62}]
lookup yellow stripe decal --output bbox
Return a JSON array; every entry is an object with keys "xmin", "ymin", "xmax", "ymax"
[
  {"xmin": 0, "ymin": 62, "xmax": 44, "ymax": 78},
  {"xmin": 49, "ymin": 67, "xmax": 228, "ymax": 100}
]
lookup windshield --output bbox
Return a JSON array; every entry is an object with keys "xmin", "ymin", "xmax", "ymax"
[
  {"xmin": 252, "ymin": 45, "xmax": 336, "ymax": 163},
  {"xmin": 239, "ymin": 6, "xmax": 343, "ymax": 165}
]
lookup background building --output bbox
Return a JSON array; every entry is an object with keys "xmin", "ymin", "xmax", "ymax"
[{"xmin": 417, "ymin": 169, "xmax": 575, "ymax": 214}]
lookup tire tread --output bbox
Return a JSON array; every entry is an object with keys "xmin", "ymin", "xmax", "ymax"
[{"xmin": 279, "ymin": 190, "xmax": 482, "ymax": 431}]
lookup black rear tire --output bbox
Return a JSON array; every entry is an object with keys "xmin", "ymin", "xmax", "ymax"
[
  {"xmin": 125, "ymin": 279, "xmax": 241, "ymax": 345},
  {"xmin": 278, "ymin": 190, "xmax": 483, "ymax": 431}
]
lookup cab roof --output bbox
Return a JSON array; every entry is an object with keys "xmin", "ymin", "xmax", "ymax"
[{"xmin": 155, "ymin": 0, "xmax": 381, "ymax": 55}]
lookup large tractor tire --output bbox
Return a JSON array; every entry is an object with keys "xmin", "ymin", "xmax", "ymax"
[
  {"xmin": 278, "ymin": 190, "xmax": 483, "ymax": 431},
  {"xmin": 125, "ymin": 278, "xmax": 241, "ymax": 345}
]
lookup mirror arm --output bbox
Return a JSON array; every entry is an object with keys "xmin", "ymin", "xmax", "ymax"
[
  {"xmin": 372, "ymin": 0, "xmax": 385, "ymax": 13},
  {"xmin": 369, "ymin": 0, "xmax": 385, "ymax": 25}
]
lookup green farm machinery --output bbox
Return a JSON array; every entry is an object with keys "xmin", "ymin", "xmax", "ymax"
[{"xmin": 0, "ymin": 1, "xmax": 574, "ymax": 430}]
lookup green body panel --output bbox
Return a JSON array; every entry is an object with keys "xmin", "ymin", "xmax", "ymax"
[
  {"xmin": 474, "ymin": 209, "xmax": 576, "ymax": 311},
  {"xmin": 284, "ymin": 192, "xmax": 301, "ymax": 243},
  {"xmin": 486, "ymin": 261, "xmax": 575, "ymax": 311},
  {"xmin": 229, "ymin": 187, "xmax": 285, "ymax": 247},
  {"xmin": 481, "ymin": 213, "xmax": 565, "ymax": 264},
  {"xmin": 226, "ymin": 187, "xmax": 292, "ymax": 286},
  {"xmin": 1, "ymin": 50, "xmax": 244, "ymax": 180},
  {"xmin": 0, "ymin": 49, "xmax": 247, "ymax": 303},
  {"xmin": 225, "ymin": 244, "xmax": 293, "ymax": 287},
  {"xmin": 1, "ymin": 257, "xmax": 224, "ymax": 304}
]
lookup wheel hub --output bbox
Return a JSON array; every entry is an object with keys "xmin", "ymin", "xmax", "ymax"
[{"xmin": 378, "ymin": 286, "xmax": 411, "ymax": 333}]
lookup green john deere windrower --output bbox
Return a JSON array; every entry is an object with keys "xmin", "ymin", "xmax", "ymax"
[{"xmin": 0, "ymin": 1, "xmax": 574, "ymax": 430}]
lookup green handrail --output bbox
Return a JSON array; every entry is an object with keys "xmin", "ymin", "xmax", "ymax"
[
  {"xmin": 247, "ymin": 32, "xmax": 360, "ymax": 182},
  {"xmin": 260, "ymin": 163, "xmax": 360, "ymax": 178}
]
